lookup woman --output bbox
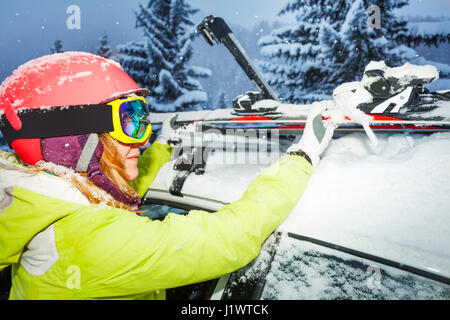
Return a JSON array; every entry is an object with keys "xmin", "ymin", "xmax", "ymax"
[{"xmin": 0, "ymin": 52, "xmax": 337, "ymax": 299}]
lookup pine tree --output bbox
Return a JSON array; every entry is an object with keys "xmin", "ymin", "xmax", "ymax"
[
  {"xmin": 117, "ymin": 41, "xmax": 149, "ymax": 87},
  {"xmin": 96, "ymin": 33, "xmax": 112, "ymax": 58},
  {"xmin": 117, "ymin": 0, "xmax": 211, "ymax": 112},
  {"xmin": 258, "ymin": 0, "xmax": 449, "ymax": 104},
  {"xmin": 216, "ymin": 90, "xmax": 227, "ymax": 109},
  {"xmin": 50, "ymin": 40, "xmax": 64, "ymax": 54}
]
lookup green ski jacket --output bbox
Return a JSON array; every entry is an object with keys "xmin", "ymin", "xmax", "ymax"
[{"xmin": 0, "ymin": 140, "xmax": 312, "ymax": 299}]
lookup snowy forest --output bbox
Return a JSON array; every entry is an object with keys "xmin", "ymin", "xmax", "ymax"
[
  {"xmin": 1, "ymin": 0, "xmax": 449, "ymax": 112},
  {"xmin": 116, "ymin": 0, "xmax": 450, "ymax": 111},
  {"xmin": 0, "ymin": 0, "xmax": 449, "ymax": 137},
  {"xmin": 113, "ymin": 0, "xmax": 450, "ymax": 110}
]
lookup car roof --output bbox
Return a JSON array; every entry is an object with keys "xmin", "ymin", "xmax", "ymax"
[{"xmin": 145, "ymin": 131, "xmax": 450, "ymax": 281}]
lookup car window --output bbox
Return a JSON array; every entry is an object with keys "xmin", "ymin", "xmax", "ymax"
[
  {"xmin": 222, "ymin": 232, "xmax": 281, "ymax": 300},
  {"xmin": 140, "ymin": 203, "xmax": 189, "ymax": 220},
  {"xmin": 224, "ymin": 233, "xmax": 450, "ymax": 300},
  {"xmin": 0, "ymin": 266, "xmax": 11, "ymax": 300}
]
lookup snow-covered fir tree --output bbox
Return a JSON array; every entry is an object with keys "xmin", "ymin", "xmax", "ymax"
[
  {"xmin": 216, "ymin": 90, "xmax": 228, "ymax": 109},
  {"xmin": 50, "ymin": 40, "xmax": 64, "ymax": 54},
  {"xmin": 117, "ymin": 0, "xmax": 211, "ymax": 112},
  {"xmin": 116, "ymin": 41, "xmax": 148, "ymax": 86},
  {"xmin": 258, "ymin": 0, "xmax": 449, "ymax": 103},
  {"xmin": 96, "ymin": 33, "xmax": 112, "ymax": 58}
]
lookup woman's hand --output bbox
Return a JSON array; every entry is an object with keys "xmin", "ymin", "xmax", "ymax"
[
  {"xmin": 286, "ymin": 101, "xmax": 341, "ymax": 168},
  {"xmin": 157, "ymin": 114, "xmax": 181, "ymax": 146}
]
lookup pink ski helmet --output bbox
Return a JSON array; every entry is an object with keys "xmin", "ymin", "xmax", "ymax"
[{"xmin": 0, "ymin": 51, "xmax": 149, "ymax": 165}]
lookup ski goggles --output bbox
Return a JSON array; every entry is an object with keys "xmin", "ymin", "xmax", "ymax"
[{"xmin": 108, "ymin": 96, "xmax": 152, "ymax": 144}]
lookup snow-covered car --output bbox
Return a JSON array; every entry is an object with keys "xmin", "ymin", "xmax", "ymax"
[
  {"xmin": 140, "ymin": 131, "xmax": 450, "ymax": 300},
  {"xmin": 1, "ymin": 131, "xmax": 449, "ymax": 300}
]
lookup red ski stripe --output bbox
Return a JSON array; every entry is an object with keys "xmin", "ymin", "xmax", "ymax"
[
  {"xmin": 323, "ymin": 115, "xmax": 403, "ymax": 122},
  {"xmin": 369, "ymin": 114, "xmax": 403, "ymax": 121},
  {"xmin": 231, "ymin": 115, "xmax": 273, "ymax": 121},
  {"xmin": 278, "ymin": 125, "xmax": 306, "ymax": 129},
  {"xmin": 322, "ymin": 116, "xmax": 352, "ymax": 121}
]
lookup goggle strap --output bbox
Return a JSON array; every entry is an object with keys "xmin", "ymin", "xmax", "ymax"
[
  {"xmin": 0, "ymin": 104, "xmax": 114, "ymax": 147},
  {"xmin": 75, "ymin": 133, "xmax": 100, "ymax": 172}
]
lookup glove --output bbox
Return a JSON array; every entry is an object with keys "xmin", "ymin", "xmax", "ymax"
[
  {"xmin": 157, "ymin": 114, "xmax": 182, "ymax": 146},
  {"xmin": 286, "ymin": 101, "xmax": 340, "ymax": 168}
]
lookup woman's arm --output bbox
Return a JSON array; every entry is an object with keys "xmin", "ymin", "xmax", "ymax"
[
  {"xmin": 60, "ymin": 154, "xmax": 312, "ymax": 298},
  {"xmin": 129, "ymin": 139, "xmax": 172, "ymax": 198},
  {"xmin": 130, "ymin": 114, "xmax": 180, "ymax": 198}
]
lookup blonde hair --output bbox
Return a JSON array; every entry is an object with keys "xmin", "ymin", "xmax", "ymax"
[
  {"xmin": 36, "ymin": 133, "xmax": 140, "ymax": 212},
  {"xmin": 98, "ymin": 133, "xmax": 138, "ymax": 198}
]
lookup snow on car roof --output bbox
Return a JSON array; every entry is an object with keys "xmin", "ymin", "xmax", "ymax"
[
  {"xmin": 281, "ymin": 132, "xmax": 450, "ymax": 280},
  {"xmin": 149, "ymin": 131, "xmax": 450, "ymax": 280}
]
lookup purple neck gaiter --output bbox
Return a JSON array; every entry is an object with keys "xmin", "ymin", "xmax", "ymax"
[{"xmin": 41, "ymin": 134, "xmax": 140, "ymax": 211}]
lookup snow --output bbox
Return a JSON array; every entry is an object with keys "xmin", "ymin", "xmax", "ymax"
[
  {"xmin": 279, "ymin": 132, "xmax": 450, "ymax": 280},
  {"xmin": 1, "ymin": 52, "xmax": 119, "ymax": 94},
  {"xmin": 364, "ymin": 60, "xmax": 439, "ymax": 88},
  {"xmin": 11, "ymin": 99, "xmax": 24, "ymax": 107},
  {"xmin": 260, "ymin": 236, "xmax": 449, "ymax": 300},
  {"xmin": 252, "ymin": 99, "xmax": 280, "ymax": 110},
  {"xmin": 259, "ymin": 42, "xmax": 318, "ymax": 58},
  {"xmin": 0, "ymin": 156, "xmax": 91, "ymax": 207},
  {"xmin": 331, "ymin": 82, "xmax": 377, "ymax": 145},
  {"xmin": 149, "ymin": 108, "xmax": 233, "ymax": 124},
  {"xmin": 35, "ymin": 161, "xmax": 115, "ymax": 206},
  {"xmin": 332, "ymin": 82, "xmax": 373, "ymax": 118},
  {"xmin": 188, "ymin": 66, "xmax": 212, "ymax": 78},
  {"xmin": 409, "ymin": 20, "xmax": 450, "ymax": 36},
  {"xmin": 414, "ymin": 100, "xmax": 450, "ymax": 119},
  {"xmin": 57, "ymin": 71, "xmax": 92, "ymax": 86},
  {"xmin": 34, "ymin": 86, "xmax": 52, "ymax": 95},
  {"xmin": 151, "ymin": 129, "xmax": 450, "ymax": 284},
  {"xmin": 340, "ymin": 0, "xmax": 363, "ymax": 36},
  {"xmin": 203, "ymin": 130, "xmax": 450, "ymax": 299}
]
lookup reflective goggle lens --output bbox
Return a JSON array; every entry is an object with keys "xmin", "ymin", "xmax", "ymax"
[{"xmin": 119, "ymin": 100, "xmax": 150, "ymax": 139}]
